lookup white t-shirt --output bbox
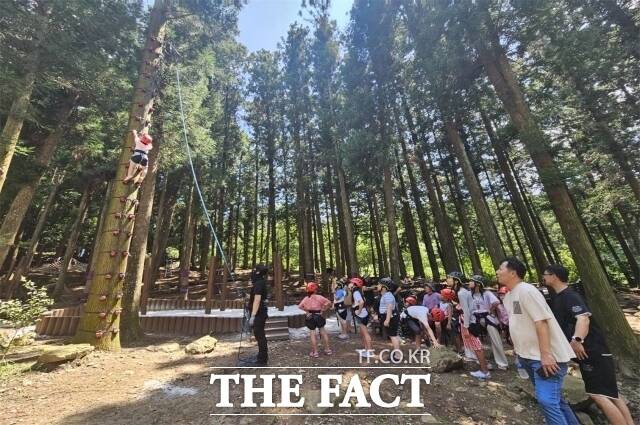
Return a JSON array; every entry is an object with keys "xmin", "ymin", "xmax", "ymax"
[
  {"xmin": 352, "ymin": 290, "xmax": 368, "ymax": 318},
  {"xmin": 504, "ymin": 282, "xmax": 575, "ymax": 362},
  {"xmin": 471, "ymin": 290, "xmax": 498, "ymax": 313},
  {"xmin": 405, "ymin": 306, "xmax": 429, "ymax": 324},
  {"xmin": 379, "ymin": 291, "xmax": 396, "ymax": 314}
]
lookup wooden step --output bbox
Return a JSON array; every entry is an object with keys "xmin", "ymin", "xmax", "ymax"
[
  {"xmin": 265, "ymin": 326, "xmax": 289, "ymax": 333},
  {"xmin": 266, "ymin": 330, "xmax": 290, "ymax": 341}
]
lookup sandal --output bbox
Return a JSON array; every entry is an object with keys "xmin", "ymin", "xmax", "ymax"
[
  {"xmin": 324, "ymin": 349, "xmax": 333, "ymax": 355},
  {"xmin": 310, "ymin": 351, "xmax": 319, "ymax": 358}
]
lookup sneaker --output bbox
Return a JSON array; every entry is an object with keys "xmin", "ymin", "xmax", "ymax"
[
  {"xmin": 470, "ymin": 370, "xmax": 491, "ymax": 380},
  {"xmin": 497, "ymin": 365, "xmax": 508, "ymax": 371},
  {"xmin": 517, "ymin": 367, "xmax": 529, "ymax": 380},
  {"xmin": 338, "ymin": 334, "xmax": 349, "ymax": 340}
]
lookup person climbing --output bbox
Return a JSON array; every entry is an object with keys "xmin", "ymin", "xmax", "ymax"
[
  {"xmin": 375, "ymin": 278, "xmax": 402, "ymax": 361},
  {"xmin": 123, "ymin": 129, "xmax": 153, "ymax": 184},
  {"xmin": 448, "ymin": 271, "xmax": 491, "ymax": 380},
  {"xmin": 469, "ymin": 274, "xmax": 509, "ymax": 370},
  {"xmin": 400, "ymin": 296, "xmax": 442, "ymax": 348},
  {"xmin": 298, "ymin": 282, "xmax": 333, "ymax": 358},
  {"xmin": 245, "ymin": 263, "xmax": 269, "ymax": 365},
  {"xmin": 349, "ymin": 277, "xmax": 373, "ymax": 358}
]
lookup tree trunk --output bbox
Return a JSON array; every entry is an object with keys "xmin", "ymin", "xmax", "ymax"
[
  {"xmin": 120, "ymin": 122, "xmax": 161, "ymax": 343},
  {"xmin": 394, "ymin": 150, "xmax": 425, "ymax": 278},
  {"xmin": 481, "ymin": 110, "xmax": 548, "ymax": 276},
  {"xmin": 179, "ymin": 184, "xmax": 196, "ymax": 300},
  {"xmin": 411, "ymin": 136, "xmax": 460, "ymax": 272},
  {"xmin": 395, "ymin": 108, "xmax": 440, "ymax": 280},
  {"xmin": 507, "ymin": 153, "xmax": 561, "ymax": 264},
  {"xmin": 444, "ymin": 160, "xmax": 484, "ymax": 274},
  {"xmin": 0, "ymin": 92, "xmax": 77, "ymax": 270},
  {"xmin": 328, "ymin": 179, "xmax": 343, "ymax": 276},
  {"xmin": 0, "ymin": 1, "xmax": 50, "ymax": 195},
  {"xmin": 314, "ymin": 193, "xmax": 327, "ymax": 274},
  {"xmin": 251, "ymin": 146, "xmax": 259, "ymax": 267},
  {"xmin": 335, "ymin": 162, "xmax": 358, "ymax": 275},
  {"xmin": 444, "ymin": 119, "xmax": 505, "ymax": 270},
  {"xmin": 53, "ymin": 184, "xmax": 91, "ymax": 298},
  {"xmin": 372, "ymin": 192, "xmax": 390, "ymax": 277},
  {"xmin": 74, "ymin": 0, "xmax": 169, "ymax": 349},
  {"xmin": 150, "ymin": 175, "xmax": 180, "ymax": 282},
  {"xmin": 85, "ymin": 181, "xmax": 111, "ymax": 296},
  {"xmin": 4, "ymin": 170, "xmax": 63, "ymax": 297},
  {"xmin": 366, "ymin": 192, "xmax": 386, "ymax": 277},
  {"xmin": 477, "ymin": 24, "xmax": 640, "ymax": 365}
]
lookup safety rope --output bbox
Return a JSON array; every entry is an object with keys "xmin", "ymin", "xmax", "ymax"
[{"xmin": 175, "ymin": 67, "xmax": 232, "ymax": 278}]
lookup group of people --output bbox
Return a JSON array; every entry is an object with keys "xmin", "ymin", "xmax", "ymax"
[{"xmin": 244, "ymin": 258, "xmax": 634, "ymax": 425}]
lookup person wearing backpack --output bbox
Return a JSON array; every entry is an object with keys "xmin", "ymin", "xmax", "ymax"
[
  {"xmin": 332, "ymin": 279, "xmax": 351, "ymax": 339},
  {"xmin": 349, "ymin": 277, "xmax": 373, "ymax": 358},
  {"xmin": 375, "ymin": 278, "xmax": 402, "ymax": 361},
  {"xmin": 469, "ymin": 275, "xmax": 509, "ymax": 370},
  {"xmin": 298, "ymin": 282, "xmax": 333, "ymax": 358}
]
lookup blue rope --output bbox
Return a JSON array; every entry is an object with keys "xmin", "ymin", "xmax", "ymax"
[{"xmin": 175, "ymin": 68, "xmax": 231, "ymax": 276}]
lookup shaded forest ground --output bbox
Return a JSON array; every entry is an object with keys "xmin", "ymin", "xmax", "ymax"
[{"xmin": 1, "ymin": 293, "xmax": 639, "ymax": 425}]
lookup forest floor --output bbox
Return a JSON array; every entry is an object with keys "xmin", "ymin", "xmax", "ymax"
[
  {"xmin": 1, "ymin": 291, "xmax": 639, "ymax": 425},
  {"xmin": 2, "ymin": 265, "xmax": 639, "ymax": 424}
]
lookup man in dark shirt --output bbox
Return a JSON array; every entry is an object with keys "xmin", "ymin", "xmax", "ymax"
[
  {"xmin": 543, "ymin": 264, "xmax": 634, "ymax": 425},
  {"xmin": 246, "ymin": 263, "xmax": 269, "ymax": 365}
]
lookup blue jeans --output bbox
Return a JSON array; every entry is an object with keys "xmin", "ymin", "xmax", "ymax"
[{"xmin": 518, "ymin": 357, "xmax": 580, "ymax": 425}]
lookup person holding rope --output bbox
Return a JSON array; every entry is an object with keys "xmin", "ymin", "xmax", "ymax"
[
  {"xmin": 246, "ymin": 264, "xmax": 269, "ymax": 365},
  {"xmin": 123, "ymin": 129, "xmax": 153, "ymax": 184}
]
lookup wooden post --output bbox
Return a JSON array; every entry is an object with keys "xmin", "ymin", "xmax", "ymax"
[
  {"xmin": 205, "ymin": 255, "xmax": 218, "ymax": 314},
  {"xmin": 139, "ymin": 254, "xmax": 152, "ymax": 315},
  {"xmin": 274, "ymin": 253, "xmax": 284, "ymax": 311},
  {"xmin": 220, "ymin": 262, "xmax": 229, "ymax": 311}
]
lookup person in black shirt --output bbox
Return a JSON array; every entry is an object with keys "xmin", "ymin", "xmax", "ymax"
[
  {"xmin": 543, "ymin": 264, "xmax": 634, "ymax": 425},
  {"xmin": 246, "ymin": 263, "xmax": 269, "ymax": 365}
]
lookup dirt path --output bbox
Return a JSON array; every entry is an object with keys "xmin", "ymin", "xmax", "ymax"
[{"xmin": 1, "ymin": 291, "xmax": 639, "ymax": 425}]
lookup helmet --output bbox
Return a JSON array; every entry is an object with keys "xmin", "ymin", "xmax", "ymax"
[
  {"xmin": 440, "ymin": 288, "xmax": 455, "ymax": 301},
  {"xmin": 404, "ymin": 296, "xmax": 417, "ymax": 306},
  {"xmin": 379, "ymin": 277, "xmax": 394, "ymax": 290},
  {"xmin": 335, "ymin": 288, "xmax": 346, "ymax": 299},
  {"xmin": 430, "ymin": 307, "xmax": 445, "ymax": 322},
  {"xmin": 470, "ymin": 274, "xmax": 487, "ymax": 286},
  {"xmin": 498, "ymin": 286, "xmax": 509, "ymax": 295},
  {"xmin": 251, "ymin": 264, "xmax": 268, "ymax": 281},
  {"xmin": 349, "ymin": 277, "xmax": 364, "ymax": 288},
  {"xmin": 447, "ymin": 271, "xmax": 465, "ymax": 282},
  {"xmin": 306, "ymin": 282, "xmax": 318, "ymax": 294},
  {"xmin": 140, "ymin": 133, "xmax": 153, "ymax": 145}
]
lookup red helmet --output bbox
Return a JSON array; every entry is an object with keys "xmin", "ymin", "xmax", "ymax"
[
  {"xmin": 140, "ymin": 133, "xmax": 153, "ymax": 145},
  {"xmin": 498, "ymin": 286, "xmax": 509, "ymax": 295},
  {"xmin": 440, "ymin": 288, "xmax": 455, "ymax": 302},
  {"xmin": 430, "ymin": 307, "xmax": 445, "ymax": 322},
  {"xmin": 349, "ymin": 277, "xmax": 364, "ymax": 288},
  {"xmin": 404, "ymin": 296, "xmax": 417, "ymax": 306},
  {"xmin": 306, "ymin": 282, "xmax": 318, "ymax": 294}
]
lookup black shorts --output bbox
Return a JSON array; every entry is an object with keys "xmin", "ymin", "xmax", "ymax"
[
  {"xmin": 337, "ymin": 309, "xmax": 348, "ymax": 321},
  {"xmin": 305, "ymin": 313, "xmax": 326, "ymax": 330},
  {"xmin": 382, "ymin": 313, "xmax": 400, "ymax": 337},
  {"xmin": 579, "ymin": 353, "xmax": 619, "ymax": 399},
  {"xmin": 406, "ymin": 317, "xmax": 421, "ymax": 336},
  {"xmin": 354, "ymin": 314, "xmax": 369, "ymax": 327},
  {"xmin": 131, "ymin": 152, "xmax": 148, "ymax": 166}
]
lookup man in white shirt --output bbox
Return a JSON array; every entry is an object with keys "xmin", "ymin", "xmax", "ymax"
[{"xmin": 497, "ymin": 257, "xmax": 579, "ymax": 425}]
